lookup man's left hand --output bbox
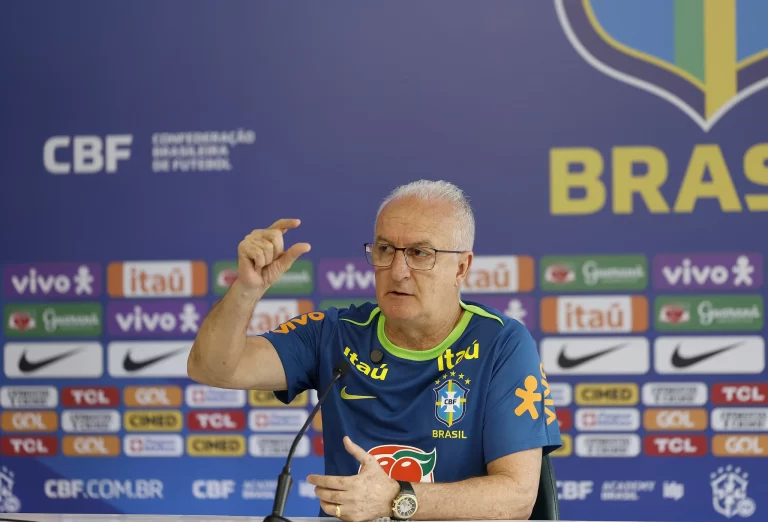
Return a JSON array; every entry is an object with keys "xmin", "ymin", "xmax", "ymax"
[{"xmin": 307, "ymin": 436, "xmax": 400, "ymax": 521}]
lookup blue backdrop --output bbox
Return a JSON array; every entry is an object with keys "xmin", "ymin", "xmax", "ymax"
[{"xmin": 2, "ymin": 1, "xmax": 768, "ymax": 520}]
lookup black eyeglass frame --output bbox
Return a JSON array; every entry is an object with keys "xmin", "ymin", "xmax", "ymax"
[{"xmin": 363, "ymin": 242, "xmax": 468, "ymax": 271}]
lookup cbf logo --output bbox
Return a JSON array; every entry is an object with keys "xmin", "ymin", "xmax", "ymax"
[
  {"xmin": 0, "ymin": 466, "xmax": 21, "ymax": 513},
  {"xmin": 710, "ymin": 465, "xmax": 756, "ymax": 519},
  {"xmin": 556, "ymin": 0, "xmax": 768, "ymax": 131},
  {"xmin": 433, "ymin": 378, "xmax": 469, "ymax": 427}
]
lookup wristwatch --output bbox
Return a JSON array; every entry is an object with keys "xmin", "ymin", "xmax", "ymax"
[{"xmin": 391, "ymin": 480, "xmax": 418, "ymax": 520}]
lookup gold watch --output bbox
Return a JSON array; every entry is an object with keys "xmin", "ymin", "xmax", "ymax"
[{"xmin": 392, "ymin": 480, "xmax": 418, "ymax": 520}]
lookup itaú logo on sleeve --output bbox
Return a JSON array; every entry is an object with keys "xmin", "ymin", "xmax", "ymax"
[
  {"xmin": 187, "ymin": 435, "xmax": 246, "ymax": 457},
  {"xmin": 187, "ymin": 411, "xmax": 245, "ymax": 431},
  {"xmin": 644, "ymin": 435, "xmax": 707, "ymax": 456},
  {"xmin": 124, "ymin": 411, "xmax": 183, "ymax": 432}
]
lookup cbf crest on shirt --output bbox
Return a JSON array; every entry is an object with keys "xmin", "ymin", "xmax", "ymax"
[{"xmin": 260, "ymin": 300, "xmax": 562, "ymax": 485}]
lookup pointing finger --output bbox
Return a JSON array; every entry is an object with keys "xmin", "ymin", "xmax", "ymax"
[{"xmin": 268, "ymin": 218, "xmax": 302, "ymax": 233}]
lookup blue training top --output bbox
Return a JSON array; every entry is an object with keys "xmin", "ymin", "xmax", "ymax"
[{"xmin": 260, "ymin": 300, "xmax": 562, "ymax": 487}]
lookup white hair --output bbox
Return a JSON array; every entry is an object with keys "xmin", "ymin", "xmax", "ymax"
[{"xmin": 375, "ymin": 179, "xmax": 475, "ymax": 251}]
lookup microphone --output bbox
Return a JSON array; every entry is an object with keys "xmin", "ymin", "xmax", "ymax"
[{"xmin": 263, "ymin": 360, "xmax": 351, "ymax": 522}]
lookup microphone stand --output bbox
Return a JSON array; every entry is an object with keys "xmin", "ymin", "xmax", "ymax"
[{"xmin": 263, "ymin": 363, "xmax": 348, "ymax": 522}]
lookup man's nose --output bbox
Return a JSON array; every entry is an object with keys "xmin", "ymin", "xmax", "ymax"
[{"xmin": 390, "ymin": 250, "xmax": 411, "ymax": 280}]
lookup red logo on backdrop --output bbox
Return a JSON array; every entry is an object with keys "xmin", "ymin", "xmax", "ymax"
[
  {"xmin": 187, "ymin": 411, "xmax": 245, "ymax": 431},
  {"xmin": 557, "ymin": 409, "xmax": 572, "ymax": 431},
  {"xmin": 1, "ymin": 436, "xmax": 58, "ymax": 456},
  {"xmin": 62, "ymin": 387, "xmax": 120, "ymax": 407},
  {"xmin": 644, "ymin": 435, "xmax": 707, "ymax": 456},
  {"xmin": 8, "ymin": 312, "xmax": 34, "ymax": 331},
  {"xmin": 712, "ymin": 384, "xmax": 768, "ymax": 405},
  {"xmin": 312, "ymin": 435, "xmax": 324, "ymax": 456}
]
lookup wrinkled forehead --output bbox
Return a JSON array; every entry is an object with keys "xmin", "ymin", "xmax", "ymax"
[{"xmin": 374, "ymin": 198, "xmax": 457, "ymax": 247}]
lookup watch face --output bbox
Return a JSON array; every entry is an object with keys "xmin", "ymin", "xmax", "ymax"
[{"xmin": 395, "ymin": 496, "xmax": 417, "ymax": 518}]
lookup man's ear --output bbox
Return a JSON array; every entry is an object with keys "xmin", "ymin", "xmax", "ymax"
[{"xmin": 455, "ymin": 252, "xmax": 473, "ymax": 286}]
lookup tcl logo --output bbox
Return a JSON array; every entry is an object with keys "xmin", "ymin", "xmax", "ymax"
[
  {"xmin": 63, "ymin": 387, "xmax": 120, "ymax": 407},
  {"xmin": 713, "ymin": 435, "xmax": 768, "ymax": 457},
  {"xmin": 187, "ymin": 411, "xmax": 245, "ymax": 431},
  {"xmin": 192, "ymin": 480, "xmax": 236, "ymax": 499},
  {"xmin": 313, "ymin": 435, "xmax": 324, "ymax": 456},
  {"xmin": 1, "ymin": 436, "xmax": 58, "ymax": 456},
  {"xmin": 43, "ymin": 135, "xmax": 133, "ymax": 174},
  {"xmin": 712, "ymin": 384, "xmax": 768, "ymax": 405},
  {"xmin": 644, "ymin": 436, "xmax": 707, "ymax": 456},
  {"xmin": 1, "ymin": 411, "xmax": 58, "ymax": 432},
  {"xmin": 557, "ymin": 409, "xmax": 572, "ymax": 431}
]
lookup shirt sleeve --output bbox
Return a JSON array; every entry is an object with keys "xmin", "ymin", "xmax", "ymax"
[
  {"xmin": 483, "ymin": 322, "xmax": 563, "ymax": 464},
  {"xmin": 258, "ymin": 308, "xmax": 334, "ymax": 405}
]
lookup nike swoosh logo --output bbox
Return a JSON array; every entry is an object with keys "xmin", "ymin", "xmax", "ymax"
[
  {"xmin": 671, "ymin": 341, "xmax": 744, "ymax": 368},
  {"xmin": 123, "ymin": 347, "xmax": 188, "ymax": 372},
  {"xmin": 19, "ymin": 348, "xmax": 83, "ymax": 373},
  {"xmin": 340, "ymin": 386, "xmax": 376, "ymax": 400},
  {"xmin": 558, "ymin": 343, "xmax": 629, "ymax": 369}
]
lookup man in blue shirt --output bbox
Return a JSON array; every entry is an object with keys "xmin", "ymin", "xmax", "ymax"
[{"xmin": 189, "ymin": 180, "xmax": 562, "ymax": 521}]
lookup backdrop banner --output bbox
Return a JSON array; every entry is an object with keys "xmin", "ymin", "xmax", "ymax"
[{"xmin": 1, "ymin": 1, "xmax": 767, "ymax": 520}]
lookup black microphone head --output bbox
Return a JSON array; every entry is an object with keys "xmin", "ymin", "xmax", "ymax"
[
  {"xmin": 370, "ymin": 349, "xmax": 384, "ymax": 364},
  {"xmin": 333, "ymin": 359, "xmax": 351, "ymax": 378}
]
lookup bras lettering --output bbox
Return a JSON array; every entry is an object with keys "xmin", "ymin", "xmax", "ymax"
[
  {"xmin": 271, "ymin": 312, "xmax": 325, "ymax": 334},
  {"xmin": 437, "ymin": 341, "xmax": 479, "ymax": 372},
  {"xmin": 342, "ymin": 347, "xmax": 388, "ymax": 380}
]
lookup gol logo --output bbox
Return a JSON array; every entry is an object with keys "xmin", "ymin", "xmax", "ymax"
[
  {"xmin": 551, "ymin": 434, "xmax": 573, "ymax": 458},
  {"xmin": 187, "ymin": 435, "xmax": 246, "ymax": 457},
  {"xmin": 575, "ymin": 384, "xmax": 638, "ymax": 406},
  {"xmin": 124, "ymin": 411, "xmax": 183, "ymax": 432},
  {"xmin": 124, "ymin": 386, "xmax": 182, "ymax": 407},
  {"xmin": 1, "ymin": 412, "xmax": 58, "ymax": 432},
  {"xmin": 249, "ymin": 390, "xmax": 307, "ymax": 408},
  {"xmin": 62, "ymin": 436, "xmax": 120, "ymax": 457},
  {"xmin": 713, "ymin": 435, "xmax": 768, "ymax": 457},
  {"xmin": 643, "ymin": 409, "xmax": 708, "ymax": 431}
]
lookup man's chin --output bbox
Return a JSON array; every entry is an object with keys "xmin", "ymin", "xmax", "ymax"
[{"xmin": 380, "ymin": 296, "xmax": 418, "ymax": 319}]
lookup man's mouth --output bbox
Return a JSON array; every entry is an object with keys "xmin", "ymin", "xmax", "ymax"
[{"xmin": 389, "ymin": 291, "xmax": 411, "ymax": 296}]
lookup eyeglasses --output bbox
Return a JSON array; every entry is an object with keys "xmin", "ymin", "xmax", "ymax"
[{"xmin": 364, "ymin": 242, "xmax": 467, "ymax": 271}]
